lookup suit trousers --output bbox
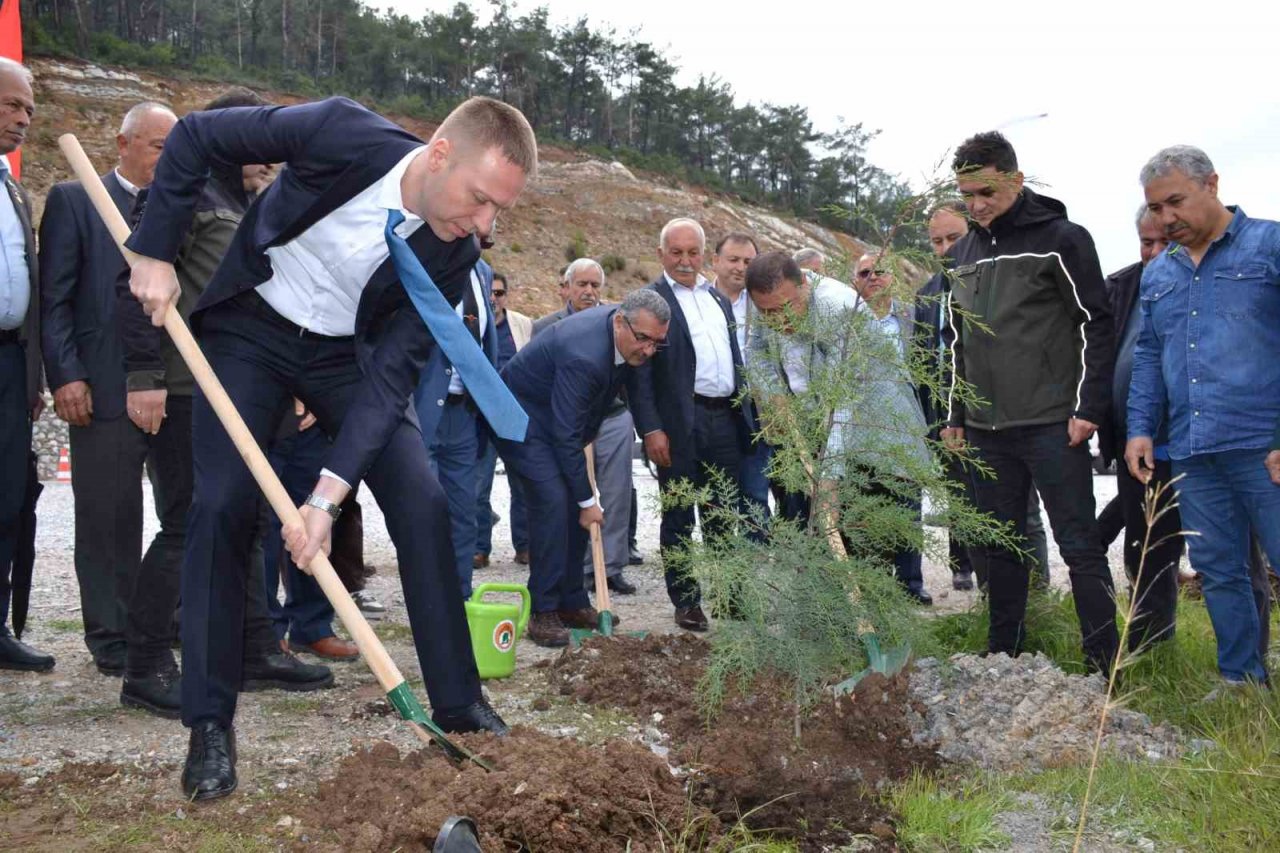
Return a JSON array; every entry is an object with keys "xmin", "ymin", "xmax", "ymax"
[
  {"xmin": 944, "ymin": 454, "xmax": 1049, "ymax": 587},
  {"xmin": 181, "ymin": 298, "xmax": 479, "ymax": 727},
  {"xmin": 1115, "ymin": 458, "xmax": 1182, "ymax": 651},
  {"xmin": 262, "ymin": 425, "xmax": 339, "ymax": 646},
  {"xmin": 581, "ymin": 408, "xmax": 634, "ymax": 579},
  {"xmin": 427, "ymin": 398, "xmax": 481, "ymax": 599},
  {"xmin": 657, "ymin": 402, "xmax": 744, "ymax": 609},
  {"xmin": 69, "ymin": 408, "xmax": 178, "ymax": 662},
  {"xmin": 515, "ymin": 465, "xmax": 591, "ymax": 614},
  {"xmin": 0, "ymin": 342, "xmax": 29, "ymax": 627},
  {"xmin": 967, "ymin": 423, "xmax": 1119, "ymax": 671},
  {"xmin": 475, "ymin": 441, "xmax": 529, "ymax": 556}
]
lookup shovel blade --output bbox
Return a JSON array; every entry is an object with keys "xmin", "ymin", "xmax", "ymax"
[{"xmin": 385, "ymin": 683, "xmax": 495, "ymax": 771}]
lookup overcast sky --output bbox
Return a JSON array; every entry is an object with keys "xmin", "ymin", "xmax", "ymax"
[{"xmin": 404, "ymin": 0, "xmax": 1278, "ymax": 272}]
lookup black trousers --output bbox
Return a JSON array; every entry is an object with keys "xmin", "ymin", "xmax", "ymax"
[
  {"xmin": 967, "ymin": 423, "xmax": 1119, "ymax": 670},
  {"xmin": 516, "ymin": 470, "xmax": 590, "ymax": 614},
  {"xmin": 181, "ymin": 297, "xmax": 479, "ymax": 727},
  {"xmin": 0, "ymin": 341, "xmax": 29, "ymax": 628},
  {"xmin": 656, "ymin": 401, "xmax": 744, "ymax": 609},
  {"xmin": 121, "ymin": 395, "xmax": 194, "ymax": 674},
  {"xmin": 1115, "ymin": 457, "xmax": 1182, "ymax": 651}
]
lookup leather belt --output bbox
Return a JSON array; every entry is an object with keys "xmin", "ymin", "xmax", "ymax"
[
  {"xmin": 693, "ymin": 394, "xmax": 734, "ymax": 410},
  {"xmin": 0, "ymin": 328, "xmax": 20, "ymax": 344},
  {"xmin": 237, "ymin": 290, "xmax": 355, "ymax": 342}
]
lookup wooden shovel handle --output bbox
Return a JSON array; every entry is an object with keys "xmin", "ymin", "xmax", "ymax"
[
  {"xmin": 57, "ymin": 134, "xmax": 434, "ymax": 746},
  {"xmin": 584, "ymin": 443, "xmax": 611, "ymax": 613}
]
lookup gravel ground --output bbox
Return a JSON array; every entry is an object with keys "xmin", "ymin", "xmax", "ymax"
[{"xmin": 1, "ymin": 465, "xmax": 1130, "ymax": 794}]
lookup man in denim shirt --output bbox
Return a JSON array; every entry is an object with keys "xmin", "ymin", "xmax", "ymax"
[{"xmin": 1126, "ymin": 145, "xmax": 1280, "ymax": 687}]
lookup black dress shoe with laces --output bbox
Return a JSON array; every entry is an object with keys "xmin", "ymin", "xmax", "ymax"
[
  {"xmin": 432, "ymin": 698, "xmax": 509, "ymax": 736},
  {"xmin": 674, "ymin": 605, "xmax": 709, "ymax": 632},
  {"xmin": 628, "ymin": 545, "xmax": 644, "ymax": 566},
  {"xmin": 121, "ymin": 664, "xmax": 182, "ymax": 719},
  {"xmin": 0, "ymin": 628, "xmax": 55, "ymax": 672},
  {"xmin": 94, "ymin": 645, "xmax": 126, "ymax": 677},
  {"xmin": 241, "ymin": 651, "xmax": 334, "ymax": 692},
  {"xmin": 182, "ymin": 721, "xmax": 237, "ymax": 801},
  {"xmin": 606, "ymin": 574, "xmax": 637, "ymax": 595}
]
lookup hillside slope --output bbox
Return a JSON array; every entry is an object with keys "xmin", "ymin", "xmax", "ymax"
[{"xmin": 23, "ymin": 58, "xmax": 871, "ymax": 319}]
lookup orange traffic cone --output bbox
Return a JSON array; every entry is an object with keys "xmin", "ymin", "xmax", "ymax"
[{"xmin": 56, "ymin": 447, "xmax": 71, "ymax": 483}]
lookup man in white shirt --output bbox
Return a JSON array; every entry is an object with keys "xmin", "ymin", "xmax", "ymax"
[
  {"xmin": 712, "ymin": 231, "xmax": 770, "ymax": 539},
  {"xmin": 124, "ymin": 94, "xmax": 535, "ymax": 801},
  {"xmin": 628, "ymin": 218, "xmax": 755, "ymax": 631}
]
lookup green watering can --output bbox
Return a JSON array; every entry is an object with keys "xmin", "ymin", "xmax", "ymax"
[{"xmin": 464, "ymin": 583, "xmax": 531, "ymax": 680}]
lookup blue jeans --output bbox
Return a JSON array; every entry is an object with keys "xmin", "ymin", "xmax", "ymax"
[
  {"xmin": 427, "ymin": 399, "xmax": 480, "ymax": 599},
  {"xmin": 1173, "ymin": 448, "xmax": 1280, "ymax": 682},
  {"xmin": 739, "ymin": 441, "xmax": 772, "ymax": 541},
  {"xmin": 474, "ymin": 441, "xmax": 528, "ymax": 555}
]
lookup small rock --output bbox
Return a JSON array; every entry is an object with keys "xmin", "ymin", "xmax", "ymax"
[
  {"xmin": 531, "ymin": 697, "xmax": 550, "ymax": 712},
  {"xmin": 513, "ymin": 781, "xmax": 527, "ymax": 795},
  {"xmin": 275, "ymin": 780, "xmax": 289, "ymax": 790},
  {"xmin": 276, "ymin": 816, "xmax": 295, "ymax": 829},
  {"xmin": 651, "ymin": 712, "xmax": 664, "ymax": 723},
  {"xmin": 175, "ymin": 808, "xmax": 186, "ymax": 820}
]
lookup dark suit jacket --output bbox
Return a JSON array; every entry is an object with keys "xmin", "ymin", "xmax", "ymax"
[
  {"xmin": 38, "ymin": 171, "xmax": 132, "ymax": 419},
  {"xmin": 1099, "ymin": 261, "xmax": 1143, "ymax": 465},
  {"xmin": 497, "ymin": 306, "xmax": 628, "ymax": 502},
  {"xmin": 532, "ymin": 303, "xmax": 573, "ymax": 337},
  {"xmin": 124, "ymin": 97, "xmax": 480, "ymax": 486},
  {"xmin": 5, "ymin": 173, "xmax": 41, "ymax": 408},
  {"xmin": 626, "ymin": 276, "xmax": 755, "ymax": 459}
]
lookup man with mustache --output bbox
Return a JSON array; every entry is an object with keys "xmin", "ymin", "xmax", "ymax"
[
  {"xmin": 1126, "ymin": 145, "xmax": 1280, "ymax": 692},
  {"xmin": 628, "ymin": 218, "xmax": 754, "ymax": 631}
]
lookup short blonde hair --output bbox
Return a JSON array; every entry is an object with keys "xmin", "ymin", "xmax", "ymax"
[{"xmin": 435, "ymin": 96, "xmax": 538, "ymax": 178}]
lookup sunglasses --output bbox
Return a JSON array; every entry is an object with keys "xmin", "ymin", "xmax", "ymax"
[
  {"xmin": 856, "ymin": 268, "xmax": 888, "ymax": 279},
  {"xmin": 492, "ymin": 289, "xmax": 507, "ymax": 297}
]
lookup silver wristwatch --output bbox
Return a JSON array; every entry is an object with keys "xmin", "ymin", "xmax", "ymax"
[{"xmin": 304, "ymin": 493, "xmax": 343, "ymax": 520}]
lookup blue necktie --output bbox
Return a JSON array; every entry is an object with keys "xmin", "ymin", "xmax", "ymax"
[{"xmin": 384, "ymin": 209, "xmax": 528, "ymax": 441}]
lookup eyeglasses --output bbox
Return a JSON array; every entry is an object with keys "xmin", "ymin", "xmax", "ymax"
[
  {"xmin": 622, "ymin": 314, "xmax": 668, "ymax": 350},
  {"xmin": 856, "ymin": 268, "xmax": 888, "ymax": 280},
  {"xmin": 492, "ymin": 290, "xmax": 507, "ymax": 297}
]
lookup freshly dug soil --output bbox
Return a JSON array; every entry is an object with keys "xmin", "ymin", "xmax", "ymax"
[
  {"xmin": 547, "ymin": 633, "xmax": 939, "ymax": 850},
  {"xmin": 296, "ymin": 727, "xmax": 720, "ymax": 852}
]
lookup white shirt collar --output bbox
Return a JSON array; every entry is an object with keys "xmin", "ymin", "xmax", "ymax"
[
  {"xmin": 114, "ymin": 168, "xmax": 141, "ymax": 197},
  {"xmin": 376, "ymin": 145, "xmax": 429, "ymax": 228},
  {"xmin": 664, "ymin": 271, "xmax": 710, "ymax": 292},
  {"xmin": 614, "ymin": 345, "xmax": 626, "ymax": 365}
]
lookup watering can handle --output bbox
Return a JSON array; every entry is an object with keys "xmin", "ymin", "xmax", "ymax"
[{"xmin": 470, "ymin": 582, "xmax": 532, "ymax": 636}]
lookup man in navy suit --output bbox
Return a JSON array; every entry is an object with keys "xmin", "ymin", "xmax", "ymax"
[
  {"xmin": 628, "ymin": 218, "xmax": 755, "ymax": 631},
  {"xmin": 40, "ymin": 102, "xmax": 178, "ymax": 677},
  {"xmin": 414, "ymin": 258, "xmax": 498, "ymax": 600},
  {"xmin": 0, "ymin": 59, "xmax": 53, "ymax": 673},
  {"xmin": 125, "ymin": 95, "xmax": 536, "ymax": 800},
  {"xmin": 498, "ymin": 290, "xmax": 670, "ymax": 646}
]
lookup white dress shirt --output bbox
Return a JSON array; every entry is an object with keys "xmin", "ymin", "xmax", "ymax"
[
  {"xmin": 725, "ymin": 287, "xmax": 750, "ymax": 356},
  {"xmin": 664, "ymin": 272, "xmax": 735, "ymax": 397},
  {"xmin": 256, "ymin": 145, "xmax": 428, "ymax": 336},
  {"xmin": 0, "ymin": 161, "xmax": 29, "ymax": 330},
  {"xmin": 446, "ymin": 269, "xmax": 488, "ymax": 395},
  {"xmin": 578, "ymin": 345, "xmax": 628, "ymax": 510},
  {"xmin": 114, "ymin": 168, "xmax": 141, "ymax": 198}
]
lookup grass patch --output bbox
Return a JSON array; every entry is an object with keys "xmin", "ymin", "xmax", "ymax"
[
  {"xmin": 919, "ymin": 590, "xmax": 1280, "ymax": 851},
  {"xmin": 371, "ymin": 621, "xmax": 413, "ymax": 644},
  {"xmin": 891, "ymin": 771, "xmax": 1011, "ymax": 852},
  {"xmin": 45, "ymin": 618, "xmax": 84, "ymax": 633}
]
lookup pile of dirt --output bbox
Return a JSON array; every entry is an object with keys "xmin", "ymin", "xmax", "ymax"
[
  {"xmin": 295, "ymin": 728, "xmax": 719, "ymax": 852},
  {"xmin": 546, "ymin": 634, "xmax": 939, "ymax": 850}
]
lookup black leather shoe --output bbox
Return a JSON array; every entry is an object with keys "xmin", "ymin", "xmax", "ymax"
[
  {"xmin": 628, "ymin": 546, "xmax": 644, "ymax": 566},
  {"xmin": 908, "ymin": 588, "xmax": 934, "ymax": 606},
  {"xmin": 95, "ymin": 645, "xmax": 125, "ymax": 677},
  {"xmin": 952, "ymin": 572, "xmax": 975, "ymax": 591},
  {"xmin": 434, "ymin": 816, "xmax": 482, "ymax": 853},
  {"xmin": 121, "ymin": 664, "xmax": 182, "ymax": 719},
  {"xmin": 606, "ymin": 574, "xmax": 637, "ymax": 595},
  {"xmin": 182, "ymin": 721, "xmax": 237, "ymax": 801},
  {"xmin": 674, "ymin": 605, "xmax": 709, "ymax": 632},
  {"xmin": 241, "ymin": 651, "xmax": 334, "ymax": 692},
  {"xmin": 432, "ymin": 698, "xmax": 509, "ymax": 736},
  {"xmin": 0, "ymin": 628, "xmax": 55, "ymax": 672}
]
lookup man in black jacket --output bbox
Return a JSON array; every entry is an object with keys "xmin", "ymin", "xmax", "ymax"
[
  {"xmin": 942, "ymin": 131, "xmax": 1119, "ymax": 673},
  {"xmin": 627, "ymin": 217, "xmax": 754, "ymax": 631},
  {"xmin": 39, "ymin": 101, "xmax": 177, "ymax": 677}
]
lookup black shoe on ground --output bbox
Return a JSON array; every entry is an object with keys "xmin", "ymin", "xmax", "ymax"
[
  {"xmin": 94, "ymin": 645, "xmax": 126, "ymax": 677},
  {"xmin": 241, "ymin": 651, "xmax": 334, "ymax": 692},
  {"xmin": 432, "ymin": 697, "xmax": 510, "ymax": 736},
  {"xmin": 606, "ymin": 574, "xmax": 637, "ymax": 595},
  {"xmin": 121, "ymin": 664, "xmax": 182, "ymax": 719},
  {"xmin": 0, "ymin": 627, "xmax": 55, "ymax": 672},
  {"xmin": 628, "ymin": 546, "xmax": 644, "ymax": 566},
  {"xmin": 952, "ymin": 572, "xmax": 975, "ymax": 591},
  {"xmin": 674, "ymin": 605, "xmax": 709, "ymax": 632},
  {"xmin": 908, "ymin": 588, "xmax": 934, "ymax": 606},
  {"xmin": 182, "ymin": 721, "xmax": 237, "ymax": 801}
]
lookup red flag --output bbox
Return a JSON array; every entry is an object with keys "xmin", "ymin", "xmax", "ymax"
[{"xmin": 0, "ymin": 0, "xmax": 22, "ymax": 178}]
